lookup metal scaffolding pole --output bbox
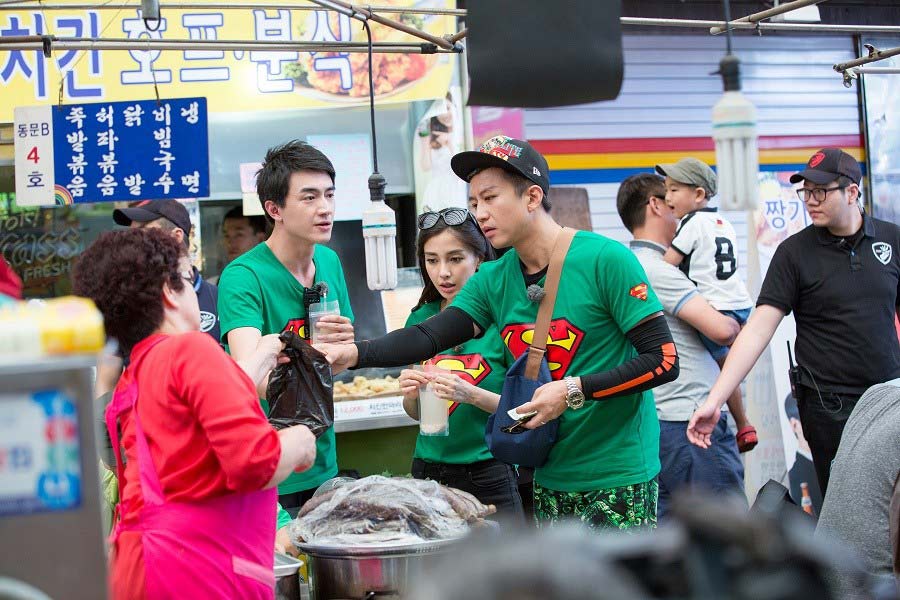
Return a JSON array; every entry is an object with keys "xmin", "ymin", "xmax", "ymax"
[
  {"xmin": 0, "ymin": 35, "xmax": 458, "ymax": 53},
  {"xmin": 834, "ymin": 45, "xmax": 900, "ymax": 72},
  {"xmin": 709, "ymin": 0, "xmax": 827, "ymax": 34},
  {"xmin": 850, "ymin": 67, "xmax": 900, "ymax": 74},
  {"xmin": 1, "ymin": 3, "xmax": 898, "ymax": 37},
  {"xmin": 0, "ymin": 1, "xmax": 466, "ymax": 15},
  {"xmin": 446, "ymin": 28, "xmax": 467, "ymax": 44},
  {"xmin": 621, "ymin": 17, "xmax": 900, "ymax": 34}
]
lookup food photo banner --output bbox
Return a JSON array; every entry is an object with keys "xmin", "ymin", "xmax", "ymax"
[{"xmin": 0, "ymin": 1, "xmax": 456, "ymax": 123}]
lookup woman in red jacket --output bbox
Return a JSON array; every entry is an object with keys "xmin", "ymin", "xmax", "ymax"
[{"xmin": 74, "ymin": 228, "xmax": 315, "ymax": 599}]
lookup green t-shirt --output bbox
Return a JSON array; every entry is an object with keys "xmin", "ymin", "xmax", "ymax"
[
  {"xmin": 451, "ymin": 230, "xmax": 663, "ymax": 493},
  {"xmin": 406, "ymin": 301, "xmax": 507, "ymax": 465},
  {"xmin": 276, "ymin": 503, "xmax": 291, "ymax": 530},
  {"xmin": 218, "ymin": 242, "xmax": 354, "ymax": 494}
]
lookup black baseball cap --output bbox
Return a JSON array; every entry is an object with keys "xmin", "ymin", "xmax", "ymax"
[
  {"xmin": 451, "ymin": 136, "xmax": 550, "ymax": 194},
  {"xmin": 113, "ymin": 200, "xmax": 192, "ymax": 235},
  {"xmin": 789, "ymin": 148, "xmax": 862, "ymax": 186}
]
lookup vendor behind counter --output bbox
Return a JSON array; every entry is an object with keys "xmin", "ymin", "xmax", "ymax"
[{"xmin": 73, "ymin": 227, "xmax": 316, "ymax": 600}]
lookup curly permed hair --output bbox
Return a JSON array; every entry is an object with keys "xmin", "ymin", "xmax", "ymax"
[{"xmin": 73, "ymin": 228, "xmax": 186, "ymax": 355}]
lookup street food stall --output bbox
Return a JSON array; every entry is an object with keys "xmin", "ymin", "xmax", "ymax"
[{"xmin": 2, "ymin": 1, "xmax": 900, "ymax": 598}]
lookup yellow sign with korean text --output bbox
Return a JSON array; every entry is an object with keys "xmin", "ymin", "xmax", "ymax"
[{"xmin": 0, "ymin": 0, "xmax": 456, "ymax": 123}]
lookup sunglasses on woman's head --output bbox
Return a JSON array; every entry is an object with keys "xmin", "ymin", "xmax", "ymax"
[{"xmin": 417, "ymin": 207, "xmax": 474, "ymax": 230}]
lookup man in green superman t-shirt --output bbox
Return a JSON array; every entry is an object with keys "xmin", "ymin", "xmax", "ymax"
[
  {"xmin": 322, "ymin": 136, "xmax": 679, "ymax": 531},
  {"xmin": 218, "ymin": 140, "xmax": 354, "ymax": 514}
]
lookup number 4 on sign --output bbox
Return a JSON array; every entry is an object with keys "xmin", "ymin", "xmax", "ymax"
[{"xmin": 27, "ymin": 146, "xmax": 40, "ymax": 163}]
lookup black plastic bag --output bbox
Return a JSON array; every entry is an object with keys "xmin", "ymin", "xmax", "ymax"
[{"xmin": 266, "ymin": 331, "xmax": 334, "ymax": 437}]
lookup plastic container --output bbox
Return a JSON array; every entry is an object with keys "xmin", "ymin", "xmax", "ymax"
[
  {"xmin": 416, "ymin": 365, "xmax": 450, "ymax": 437},
  {"xmin": 0, "ymin": 296, "xmax": 104, "ymax": 360},
  {"xmin": 307, "ymin": 300, "xmax": 340, "ymax": 345}
]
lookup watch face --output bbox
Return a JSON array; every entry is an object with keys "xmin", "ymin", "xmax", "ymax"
[{"xmin": 567, "ymin": 389, "xmax": 585, "ymax": 409}]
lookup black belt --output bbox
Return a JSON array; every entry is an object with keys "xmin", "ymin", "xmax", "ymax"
[
  {"xmin": 415, "ymin": 457, "xmax": 504, "ymax": 474},
  {"xmin": 794, "ymin": 382, "xmax": 866, "ymax": 401}
]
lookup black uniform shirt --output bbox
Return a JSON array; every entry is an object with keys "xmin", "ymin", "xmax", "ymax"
[
  {"xmin": 193, "ymin": 266, "xmax": 220, "ymax": 344},
  {"xmin": 758, "ymin": 214, "xmax": 900, "ymax": 394}
]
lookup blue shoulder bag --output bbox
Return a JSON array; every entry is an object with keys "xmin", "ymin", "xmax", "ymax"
[{"xmin": 485, "ymin": 228, "xmax": 575, "ymax": 468}]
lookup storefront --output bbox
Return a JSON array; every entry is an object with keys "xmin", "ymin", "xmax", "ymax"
[
  {"xmin": 0, "ymin": 18, "xmax": 881, "ymax": 480},
  {"xmin": 0, "ymin": 2, "xmax": 466, "ymax": 481},
  {"xmin": 4, "ymin": 4, "xmax": 900, "ymax": 598}
]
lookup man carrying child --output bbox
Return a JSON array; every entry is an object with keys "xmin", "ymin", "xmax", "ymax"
[{"xmin": 656, "ymin": 158, "xmax": 757, "ymax": 452}]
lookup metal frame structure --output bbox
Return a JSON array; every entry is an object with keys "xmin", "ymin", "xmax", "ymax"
[
  {"xmin": 1, "ymin": 0, "xmax": 900, "ymax": 53},
  {"xmin": 0, "ymin": 1, "xmax": 896, "ymax": 87},
  {"xmin": 835, "ymin": 44, "xmax": 900, "ymax": 87},
  {"xmin": 708, "ymin": 0, "xmax": 827, "ymax": 34}
]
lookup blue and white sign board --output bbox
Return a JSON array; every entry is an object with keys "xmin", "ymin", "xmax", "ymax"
[
  {"xmin": 0, "ymin": 390, "xmax": 82, "ymax": 516},
  {"xmin": 14, "ymin": 97, "xmax": 209, "ymax": 206}
]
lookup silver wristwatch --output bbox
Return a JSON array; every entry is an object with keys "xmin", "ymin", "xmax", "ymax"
[{"xmin": 563, "ymin": 377, "xmax": 585, "ymax": 410}]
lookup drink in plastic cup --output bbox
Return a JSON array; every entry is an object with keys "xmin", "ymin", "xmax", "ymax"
[
  {"xmin": 308, "ymin": 300, "xmax": 341, "ymax": 345},
  {"xmin": 416, "ymin": 365, "xmax": 450, "ymax": 436}
]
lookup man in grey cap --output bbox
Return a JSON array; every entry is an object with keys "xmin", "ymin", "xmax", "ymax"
[
  {"xmin": 112, "ymin": 200, "xmax": 220, "ymax": 343},
  {"xmin": 689, "ymin": 148, "xmax": 900, "ymax": 497},
  {"xmin": 655, "ymin": 157, "xmax": 758, "ymax": 453}
]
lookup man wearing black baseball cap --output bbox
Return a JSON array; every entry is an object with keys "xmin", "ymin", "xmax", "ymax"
[
  {"xmin": 320, "ymin": 135, "xmax": 680, "ymax": 531},
  {"xmin": 450, "ymin": 135, "xmax": 552, "ymax": 211},
  {"xmin": 689, "ymin": 148, "xmax": 900, "ymax": 497},
  {"xmin": 112, "ymin": 200, "xmax": 220, "ymax": 342}
]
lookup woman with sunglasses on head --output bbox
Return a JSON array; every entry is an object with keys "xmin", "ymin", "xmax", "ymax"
[
  {"xmin": 399, "ymin": 207, "xmax": 524, "ymax": 523},
  {"xmin": 73, "ymin": 228, "xmax": 316, "ymax": 599}
]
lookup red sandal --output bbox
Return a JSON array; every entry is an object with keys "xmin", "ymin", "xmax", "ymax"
[{"xmin": 736, "ymin": 425, "xmax": 758, "ymax": 453}]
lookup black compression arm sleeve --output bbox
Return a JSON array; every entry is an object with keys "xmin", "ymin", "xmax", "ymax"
[
  {"xmin": 354, "ymin": 307, "xmax": 477, "ymax": 369},
  {"xmin": 580, "ymin": 314, "xmax": 678, "ymax": 400}
]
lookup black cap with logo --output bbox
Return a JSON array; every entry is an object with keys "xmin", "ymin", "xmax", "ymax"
[
  {"xmin": 113, "ymin": 200, "xmax": 192, "ymax": 235},
  {"xmin": 451, "ymin": 136, "xmax": 550, "ymax": 194},
  {"xmin": 789, "ymin": 148, "xmax": 862, "ymax": 186}
]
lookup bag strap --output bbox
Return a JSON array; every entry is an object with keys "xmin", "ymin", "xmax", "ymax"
[{"xmin": 525, "ymin": 227, "xmax": 577, "ymax": 379}]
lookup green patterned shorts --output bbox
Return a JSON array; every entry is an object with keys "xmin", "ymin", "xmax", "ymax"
[{"xmin": 533, "ymin": 479, "xmax": 658, "ymax": 531}]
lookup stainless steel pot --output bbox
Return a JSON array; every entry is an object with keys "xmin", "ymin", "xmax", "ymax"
[
  {"xmin": 296, "ymin": 537, "xmax": 462, "ymax": 600},
  {"xmin": 275, "ymin": 552, "xmax": 304, "ymax": 600}
]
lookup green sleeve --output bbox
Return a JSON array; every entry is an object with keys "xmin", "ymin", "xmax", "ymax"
[
  {"xmin": 449, "ymin": 267, "xmax": 493, "ymax": 333},
  {"xmin": 217, "ymin": 264, "xmax": 264, "ymax": 343},
  {"xmin": 599, "ymin": 242, "xmax": 664, "ymax": 333},
  {"xmin": 404, "ymin": 302, "xmax": 436, "ymax": 328},
  {"xmin": 276, "ymin": 502, "xmax": 292, "ymax": 530}
]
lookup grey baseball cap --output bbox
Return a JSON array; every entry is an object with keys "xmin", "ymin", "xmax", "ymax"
[{"xmin": 655, "ymin": 158, "xmax": 717, "ymax": 198}]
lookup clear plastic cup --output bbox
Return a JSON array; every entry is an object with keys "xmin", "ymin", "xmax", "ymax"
[
  {"xmin": 416, "ymin": 364, "xmax": 450, "ymax": 437},
  {"xmin": 308, "ymin": 300, "xmax": 341, "ymax": 345}
]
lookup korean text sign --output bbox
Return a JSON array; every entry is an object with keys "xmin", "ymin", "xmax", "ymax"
[
  {"xmin": 0, "ymin": 4, "xmax": 455, "ymax": 123},
  {"xmin": 14, "ymin": 97, "xmax": 209, "ymax": 206}
]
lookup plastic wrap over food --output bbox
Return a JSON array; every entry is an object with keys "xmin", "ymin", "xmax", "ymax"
[
  {"xmin": 291, "ymin": 475, "xmax": 495, "ymax": 546},
  {"xmin": 311, "ymin": 476, "xmax": 356, "ymax": 497}
]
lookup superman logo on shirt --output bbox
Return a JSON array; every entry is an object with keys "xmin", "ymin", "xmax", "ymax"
[
  {"xmin": 282, "ymin": 318, "xmax": 307, "ymax": 339},
  {"xmin": 501, "ymin": 318, "xmax": 585, "ymax": 379},
  {"xmin": 629, "ymin": 283, "xmax": 648, "ymax": 301},
  {"xmin": 425, "ymin": 353, "xmax": 492, "ymax": 416}
]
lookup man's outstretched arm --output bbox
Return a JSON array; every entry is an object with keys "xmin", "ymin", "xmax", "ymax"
[{"xmin": 320, "ymin": 307, "xmax": 481, "ymax": 373}]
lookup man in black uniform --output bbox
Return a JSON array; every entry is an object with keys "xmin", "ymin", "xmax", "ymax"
[{"xmin": 688, "ymin": 148, "xmax": 900, "ymax": 496}]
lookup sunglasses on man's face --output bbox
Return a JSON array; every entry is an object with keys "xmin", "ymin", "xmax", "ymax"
[{"xmin": 417, "ymin": 207, "xmax": 474, "ymax": 230}]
